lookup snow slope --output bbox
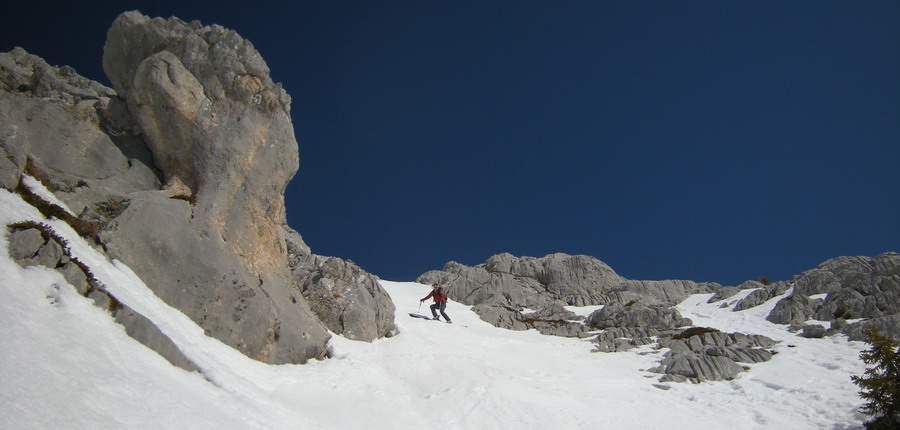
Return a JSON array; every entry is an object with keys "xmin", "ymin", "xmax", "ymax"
[{"xmin": 0, "ymin": 188, "xmax": 869, "ymax": 429}]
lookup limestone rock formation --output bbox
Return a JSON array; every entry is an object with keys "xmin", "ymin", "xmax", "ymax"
[
  {"xmin": 765, "ymin": 253, "xmax": 900, "ymax": 339},
  {"xmin": 418, "ymin": 252, "xmax": 716, "ymax": 335},
  {"xmin": 1, "ymin": 11, "xmax": 394, "ymax": 367},
  {"xmin": 652, "ymin": 330, "xmax": 777, "ymax": 383},
  {"xmin": 586, "ymin": 302, "xmax": 693, "ymax": 331},
  {"xmin": 731, "ymin": 281, "xmax": 791, "ymax": 311},
  {"xmin": 285, "ymin": 227, "xmax": 396, "ymax": 341}
]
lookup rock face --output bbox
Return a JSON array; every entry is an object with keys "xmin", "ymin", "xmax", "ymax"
[
  {"xmin": 765, "ymin": 253, "xmax": 900, "ymax": 340},
  {"xmin": 1, "ymin": 11, "xmax": 394, "ymax": 367},
  {"xmin": 418, "ymin": 252, "xmax": 716, "ymax": 336},
  {"xmin": 285, "ymin": 226, "xmax": 396, "ymax": 341}
]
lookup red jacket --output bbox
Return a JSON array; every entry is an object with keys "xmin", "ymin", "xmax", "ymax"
[{"xmin": 422, "ymin": 287, "xmax": 448, "ymax": 303}]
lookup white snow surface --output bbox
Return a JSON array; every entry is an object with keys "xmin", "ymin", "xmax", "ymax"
[{"xmin": 0, "ymin": 189, "xmax": 870, "ymax": 429}]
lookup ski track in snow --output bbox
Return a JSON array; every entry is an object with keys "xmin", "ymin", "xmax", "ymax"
[{"xmin": 0, "ymin": 188, "xmax": 870, "ymax": 429}]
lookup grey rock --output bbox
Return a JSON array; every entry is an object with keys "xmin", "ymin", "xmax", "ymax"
[
  {"xmin": 114, "ymin": 304, "xmax": 198, "ymax": 371},
  {"xmin": 766, "ymin": 294, "xmax": 824, "ymax": 325},
  {"xmin": 709, "ymin": 280, "xmax": 768, "ymax": 304},
  {"xmin": 586, "ymin": 302, "xmax": 693, "ymax": 331},
  {"xmin": 801, "ymin": 324, "xmax": 827, "ymax": 339},
  {"xmin": 591, "ymin": 327, "xmax": 660, "ymax": 352},
  {"xmin": 792, "ymin": 253, "xmax": 899, "ymax": 297},
  {"xmin": 733, "ymin": 281, "xmax": 791, "ymax": 311},
  {"xmin": 657, "ymin": 354, "xmax": 747, "ymax": 383},
  {"xmin": 286, "ymin": 226, "xmax": 395, "ymax": 342},
  {"xmin": 2, "ymin": 13, "xmax": 393, "ymax": 367},
  {"xmin": 418, "ymin": 261, "xmax": 553, "ymax": 309},
  {"xmin": 94, "ymin": 11, "xmax": 340, "ymax": 364},
  {"xmin": 472, "ymin": 303, "xmax": 530, "ymax": 331},
  {"xmin": 9, "ymin": 227, "xmax": 44, "ymax": 260},
  {"xmin": 523, "ymin": 301, "xmax": 581, "ymax": 322},
  {"xmin": 707, "ymin": 286, "xmax": 742, "ymax": 303},
  {"xmin": 521, "ymin": 301, "xmax": 591, "ymax": 338},
  {"xmin": 100, "ymin": 196, "xmax": 330, "ymax": 364},
  {"xmin": 844, "ymin": 315, "xmax": 900, "ymax": 342},
  {"xmin": 469, "ymin": 302, "xmax": 590, "ymax": 337},
  {"xmin": 484, "ymin": 252, "xmax": 624, "ymax": 305},
  {"xmin": 829, "ymin": 318, "xmax": 848, "ymax": 334},
  {"xmin": 766, "ymin": 253, "xmax": 900, "ymax": 339},
  {"xmin": 659, "ymin": 330, "xmax": 777, "ymax": 351},
  {"xmin": 652, "ymin": 330, "xmax": 776, "ymax": 383},
  {"xmin": 609, "ymin": 279, "xmax": 718, "ymax": 306},
  {"xmin": 418, "ymin": 252, "xmax": 713, "ymax": 332},
  {"xmin": 58, "ymin": 261, "xmax": 91, "ymax": 295},
  {"xmin": 0, "ymin": 47, "xmax": 114, "ymax": 104},
  {"xmin": 35, "ymin": 235, "xmax": 64, "ymax": 268},
  {"xmin": 0, "ymin": 91, "xmax": 131, "ymax": 192}
]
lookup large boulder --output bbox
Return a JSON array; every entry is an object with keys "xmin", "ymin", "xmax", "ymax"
[{"xmin": 766, "ymin": 294, "xmax": 825, "ymax": 325}]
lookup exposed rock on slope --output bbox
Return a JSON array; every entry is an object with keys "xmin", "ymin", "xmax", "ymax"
[
  {"xmin": 417, "ymin": 251, "xmax": 897, "ymax": 382},
  {"xmin": 653, "ymin": 329, "xmax": 777, "ymax": 383},
  {"xmin": 418, "ymin": 252, "xmax": 717, "ymax": 336},
  {"xmin": 1, "ymin": 11, "xmax": 394, "ymax": 367},
  {"xmin": 285, "ymin": 226, "xmax": 396, "ymax": 341},
  {"xmin": 766, "ymin": 253, "xmax": 900, "ymax": 340}
]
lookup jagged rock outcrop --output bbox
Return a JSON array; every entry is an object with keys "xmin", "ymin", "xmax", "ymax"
[
  {"xmin": 591, "ymin": 327, "xmax": 660, "ymax": 353},
  {"xmin": 767, "ymin": 294, "xmax": 825, "ymax": 325},
  {"xmin": 468, "ymin": 301, "xmax": 591, "ymax": 337},
  {"xmin": 1, "ymin": 11, "xmax": 394, "ymax": 366},
  {"xmin": 418, "ymin": 252, "xmax": 715, "ymax": 335},
  {"xmin": 586, "ymin": 302, "xmax": 693, "ymax": 330},
  {"xmin": 483, "ymin": 253, "xmax": 624, "ymax": 305},
  {"xmin": 652, "ymin": 329, "xmax": 777, "ymax": 383},
  {"xmin": 765, "ymin": 253, "xmax": 900, "ymax": 339},
  {"xmin": 285, "ymin": 227, "xmax": 395, "ymax": 341},
  {"xmin": 732, "ymin": 281, "xmax": 791, "ymax": 311}
]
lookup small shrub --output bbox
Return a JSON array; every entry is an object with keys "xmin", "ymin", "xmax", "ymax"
[
  {"xmin": 15, "ymin": 178, "xmax": 99, "ymax": 243},
  {"xmin": 169, "ymin": 194, "xmax": 197, "ymax": 205},
  {"xmin": 95, "ymin": 199, "xmax": 130, "ymax": 220},
  {"xmin": 758, "ymin": 277, "xmax": 771, "ymax": 286},
  {"xmin": 23, "ymin": 158, "xmax": 58, "ymax": 191}
]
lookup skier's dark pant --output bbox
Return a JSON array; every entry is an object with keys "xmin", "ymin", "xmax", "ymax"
[{"xmin": 430, "ymin": 302, "xmax": 450, "ymax": 322}]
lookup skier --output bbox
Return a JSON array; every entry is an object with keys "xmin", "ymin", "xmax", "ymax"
[{"xmin": 420, "ymin": 283, "xmax": 451, "ymax": 323}]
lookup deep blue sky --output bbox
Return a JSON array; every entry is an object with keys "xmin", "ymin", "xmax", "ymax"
[{"xmin": 3, "ymin": 1, "xmax": 898, "ymax": 285}]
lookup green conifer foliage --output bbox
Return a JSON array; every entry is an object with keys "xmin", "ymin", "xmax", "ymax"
[{"xmin": 851, "ymin": 325, "xmax": 900, "ymax": 429}]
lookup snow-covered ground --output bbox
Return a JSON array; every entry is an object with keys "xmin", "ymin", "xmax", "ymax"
[{"xmin": 0, "ymin": 188, "xmax": 870, "ymax": 429}]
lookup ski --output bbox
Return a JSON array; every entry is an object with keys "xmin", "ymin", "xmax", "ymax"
[{"xmin": 408, "ymin": 313, "xmax": 463, "ymax": 326}]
